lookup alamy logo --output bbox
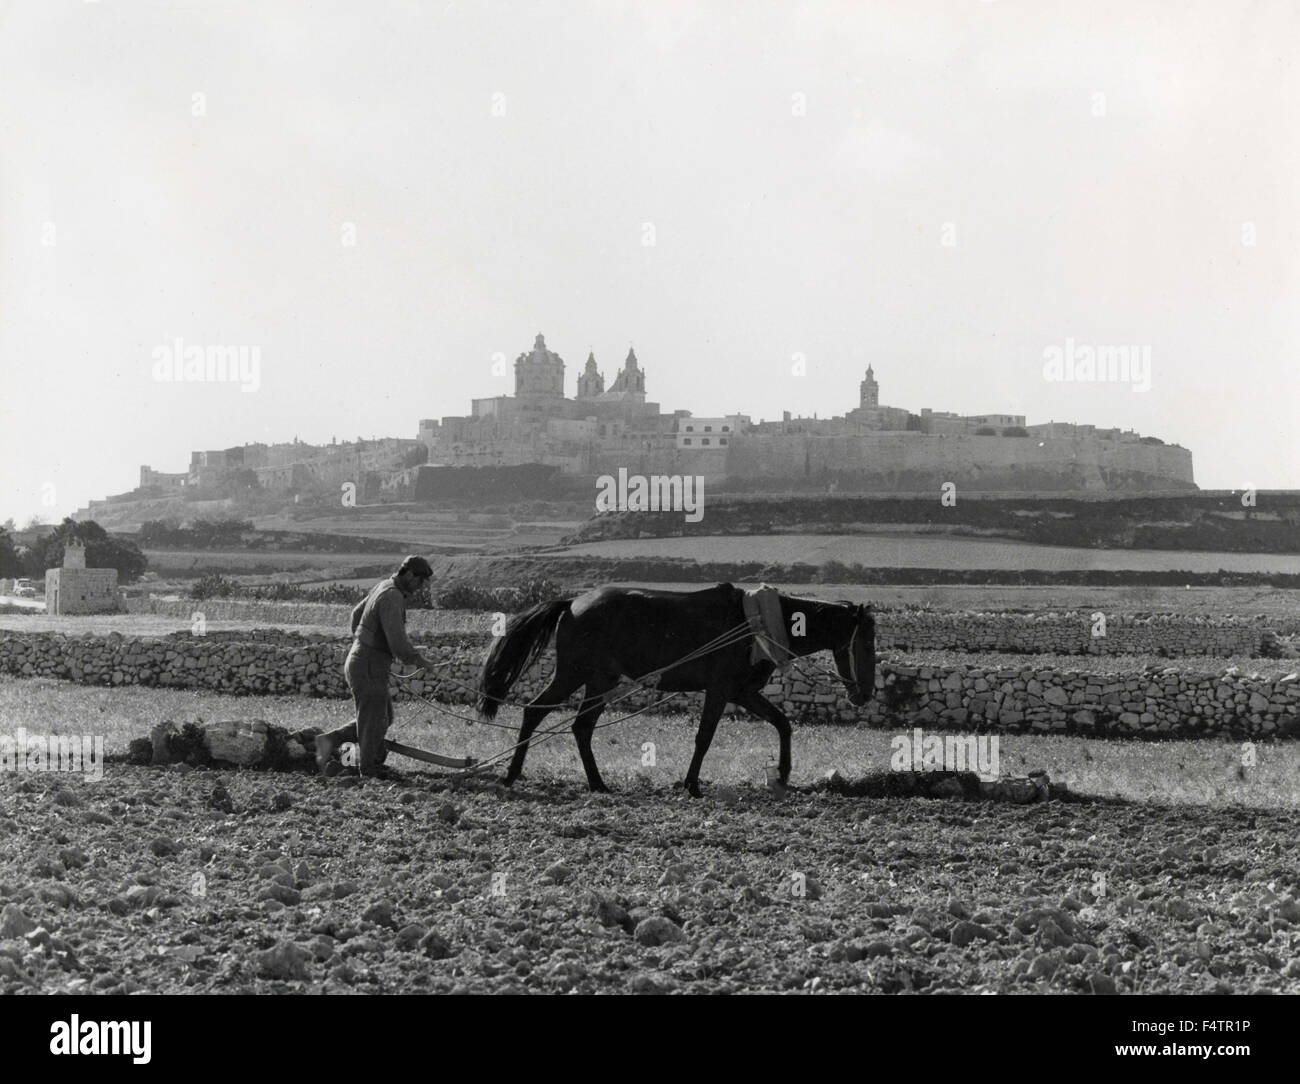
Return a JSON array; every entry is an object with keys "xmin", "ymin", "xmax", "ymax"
[
  {"xmin": 49, "ymin": 1016, "xmax": 151, "ymax": 1064},
  {"xmin": 890, "ymin": 727, "xmax": 1000, "ymax": 781},
  {"xmin": 1042, "ymin": 338, "xmax": 1150, "ymax": 392},
  {"xmin": 151, "ymin": 338, "xmax": 261, "ymax": 392},
  {"xmin": 595, "ymin": 467, "xmax": 704, "ymax": 523},
  {"xmin": 0, "ymin": 728, "xmax": 105, "ymax": 782}
]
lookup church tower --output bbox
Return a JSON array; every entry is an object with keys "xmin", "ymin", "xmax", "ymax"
[
  {"xmin": 608, "ymin": 347, "xmax": 646, "ymax": 401},
  {"xmin": 859, "ymin": 365, "xmax": 879, "ymax": 408},
  {"xmin": 514, "ymin": 333, "xmax": 566, "ymax": 401},
  {"xmin": 576, "ymin": 351, "xmax": 605, "ymax": 399}
]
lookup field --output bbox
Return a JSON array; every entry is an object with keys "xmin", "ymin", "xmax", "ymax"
[
  {"xmin": 2, "ymin": 679, "xmax": 1299, "ymax": 995},
  {"xmin": 2, "ymin": 571, "xmax": 1298, "ymax": 996},
  {"xmin": 253, "ymin": 510, "xmax": 581, "ymax": 551},
  {"xmin": 560, "ymin": 533, "xmax": 1300, "ymax": 574},
  {"xmin": 605, "ymin": 583, "xmax": 1300, "ymax": 618},
  {"xmin": 141, "ymin": 550, "xmax": 396, "ymax": 575}
]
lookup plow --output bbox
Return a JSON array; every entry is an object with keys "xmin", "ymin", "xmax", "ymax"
[{"xmin": 381, "ymin": 738, "xmax": 475, "ymax": 771}]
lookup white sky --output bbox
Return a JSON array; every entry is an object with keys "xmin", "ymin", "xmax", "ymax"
[{"xmin": 2, "ymin": 0, "xmax": 1297, "ymax": 524}]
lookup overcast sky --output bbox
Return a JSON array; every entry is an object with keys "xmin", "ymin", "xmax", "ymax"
[{"xmin": 2, "ymin": 0, "xmax": 1297, "ymax": 525}]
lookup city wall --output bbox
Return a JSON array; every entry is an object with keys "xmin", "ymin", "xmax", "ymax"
[{"xmin": 725, "ymin": 433, "xmax": 1195, "ymax": 491}]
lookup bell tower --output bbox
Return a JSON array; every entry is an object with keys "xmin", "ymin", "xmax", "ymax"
[
  {"xmin": 607, "ymin": 347, "xmax": 646, "ymax": 401},
  {"xmin": 576, "ymin": 351, "xmax": 605, "ymax": 399},
  {"xmin": 859, "ymin": 365, "xmax": 879, "ymax": 408}
]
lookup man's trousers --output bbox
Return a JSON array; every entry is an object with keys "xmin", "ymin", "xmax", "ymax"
[{"xmin": 321, "ymin": 644, "xmax": 393, "ymax": 772}]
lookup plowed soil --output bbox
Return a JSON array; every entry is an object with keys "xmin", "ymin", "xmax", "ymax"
[{"xmin": 3, "ymin": 765, "xmax": 1297, "ymax": 994}]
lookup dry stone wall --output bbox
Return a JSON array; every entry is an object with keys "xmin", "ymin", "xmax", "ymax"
[
  {"xmin": 878, "ymin": 611, "xmax": 1275, "ymax": 658},
  {"xmin": 123, "ymin": 597, "xmax": 477, "ymax": 634},
  {"xmin": 2, "ymin": 629, "xmax": 1296, "ymax": 740},
  {"xmin": 123, "ymin": 597, "xmax": 1278, "ymax": 656}
]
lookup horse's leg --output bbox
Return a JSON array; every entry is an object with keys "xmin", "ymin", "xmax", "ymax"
[
  {"xmin": 681, "ymin": 687, "xmax": 729, "ymax": 798},
  {"xmin": 572, "ymin": 675, "xmax": 617, "ymax": 793},
  {"xmin": 503, "ymin": 669, "xmax": 585, "ymax": 787},
  {"xmin": 737, "ymin": 690, "xmax": 793, "ymax": 787}
]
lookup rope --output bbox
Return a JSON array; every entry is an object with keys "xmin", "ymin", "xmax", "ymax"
[
  {"xmin": 384, "ymin": 610, "xmax": 866, "ymax": 777},
  {"xmin": 479, "ymin": 618, "xmax": 757, "ymax": 708},
  {"xmin": 457, "ymin": 690, "xmax": 687, "ymax": 775},
  {"xmin": 386, "ymin": 618, "xmax": 756, "ymax": 773},
  {"xmin": 395, "ymin": 617, "xmax": 756, "ymax": 711}
]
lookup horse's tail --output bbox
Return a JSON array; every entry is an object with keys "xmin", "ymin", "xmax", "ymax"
[
  {"xmin": 863, "ymin": 604, "xmax": 877, "ymax": 698},
  {"xmin": 478, "ymin": 598, "xmax": 572, "ymax": 719}
]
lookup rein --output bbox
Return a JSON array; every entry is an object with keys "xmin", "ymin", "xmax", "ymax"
[{"xmin": 388, "ymin": 597, "xmax": 870, "ymax": 776}]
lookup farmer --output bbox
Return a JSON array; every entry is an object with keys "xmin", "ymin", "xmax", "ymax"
[{"xmin": 315, "ymin": 555, "xmax": 438, "ymax": 778}]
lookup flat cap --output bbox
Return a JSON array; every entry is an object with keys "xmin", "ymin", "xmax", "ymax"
[{"xmin": 398, "ymin": 555, "xmax": 434, "ymax": 578}]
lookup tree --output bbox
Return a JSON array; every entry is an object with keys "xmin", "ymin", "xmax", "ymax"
[
  {"xmin": 139, "ymin": 518, "xmax": 183, "ymax": 546},
  {"xmin": 0, "ymin": 529, "xmax": 22, "ymax": 578},
  {"xmin": 25, "ymin": 518, "xmax": 149, "ymax": 583}
]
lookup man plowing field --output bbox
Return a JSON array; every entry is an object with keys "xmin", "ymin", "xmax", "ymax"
[{"xmin": 315, "ymin": 555, "xmax": 438, "ymax": 779}]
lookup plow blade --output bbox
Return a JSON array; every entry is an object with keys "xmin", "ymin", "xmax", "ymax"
[{"xmin": 383, "ymin": 739, "xmax": 477, "ymax": 770}]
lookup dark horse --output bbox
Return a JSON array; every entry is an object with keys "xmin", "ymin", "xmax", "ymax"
[{"xmin": 478, "ymin": 583, "xmax": 875, "ymax": 796}]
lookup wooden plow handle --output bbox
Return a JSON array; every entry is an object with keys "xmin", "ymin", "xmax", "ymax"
[{"xmin": 383, "ymin": 739, "xmax": 477, "ymax": 770}]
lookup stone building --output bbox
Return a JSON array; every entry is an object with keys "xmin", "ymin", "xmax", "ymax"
[
  {"xmin": 45, "ymin": 540, "xmax": 122, "ymax": 615},
  {"xmin": 420, "ymin": 342, "xmax": 1195, "ymax": 492},
  {"xmin": 420, "ymin": 333, "xmax": 680, "ymax": 471},
  {"xmin": 139, "ymin": 465, "xmax": 188, "ymax": 490}
]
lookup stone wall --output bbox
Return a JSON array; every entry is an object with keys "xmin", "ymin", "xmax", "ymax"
[
  {"xmin": 2, "ymin": 629, "xmax": 1295, "ymax": 740},
  {"xmin": 123, "ymin": 597, "xmax": 476, "ymax": 634},
  {"xmin": 726, "ymin": 432, "xmax": 1195, "ymax": 491},
  {"xmin": 121, "ymin": 597, "xmax": 1277, "ymax": 657},
  {"xmin": 877, "ymin": 611, "xmax": 1275, "ymax": 658}
]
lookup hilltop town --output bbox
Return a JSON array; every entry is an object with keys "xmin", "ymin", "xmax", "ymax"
[{"xmin": 78, "ymin": 331, "xmax": 1194, "ymax": 525}]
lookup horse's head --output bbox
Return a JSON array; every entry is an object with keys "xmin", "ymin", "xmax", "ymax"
[{"xmin": 831, "ymin": 602, "xmax": 876, "ymax": 707}]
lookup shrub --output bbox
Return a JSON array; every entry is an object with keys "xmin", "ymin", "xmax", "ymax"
[
  {"xmin": 190, "ymin": 574, "xmax": 239, "ymax": 600},
  {"xmin": 247, "ymin": 582, "xmax": 367, "ymax": 606},
  {"xmin": 816, "ymin": 560, "xmax": 854, "ymax": 584},
  {"xmin": 434, "ymin": 582, "xmax": 500, "ymax": 611},
  {"xmin": 434, "ymin": 577, "xmax": 563, "ymax": 613}
]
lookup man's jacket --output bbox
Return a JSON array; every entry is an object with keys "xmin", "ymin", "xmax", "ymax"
[{"xmin": 350, "ymin": 577, "xmax": 422, "ymax": 666}]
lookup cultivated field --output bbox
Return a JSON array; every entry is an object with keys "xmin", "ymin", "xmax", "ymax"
[
  {"xmin": 2, "ymin": 666, "xmax": 1299, "ymax": 996},
  {"xmin": 605, "ymin": 583, "xmax": 1300, "ymax": 619},
  {"xmin": 2, "ymin": 573, "xmax": 1297, "ymax": 996},
  {"xmin": 559, "ymin": 533, "xmax": 1300, "ymax": 574},
  {"xmin": 141, "ymin": 550, "xmax": 397, "ymax": 575}
]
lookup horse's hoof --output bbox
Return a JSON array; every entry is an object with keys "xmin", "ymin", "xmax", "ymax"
[{"xmin": 500, "ymin": 774, "xmax": 515, "ymax": 788}]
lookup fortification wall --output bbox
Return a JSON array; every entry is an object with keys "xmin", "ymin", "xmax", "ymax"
[
  {"xmin": 2, "ymin": 629, "xmax": 1295, "ymax": 740},
  {"xmin": 725, "ymin": 434, "xmax": 1194, "ymax": 491}
]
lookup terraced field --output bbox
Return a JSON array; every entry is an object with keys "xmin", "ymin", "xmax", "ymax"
[{"xmin": 559, "ymin": 533, "xmax": 1300, "ymax": 574}]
